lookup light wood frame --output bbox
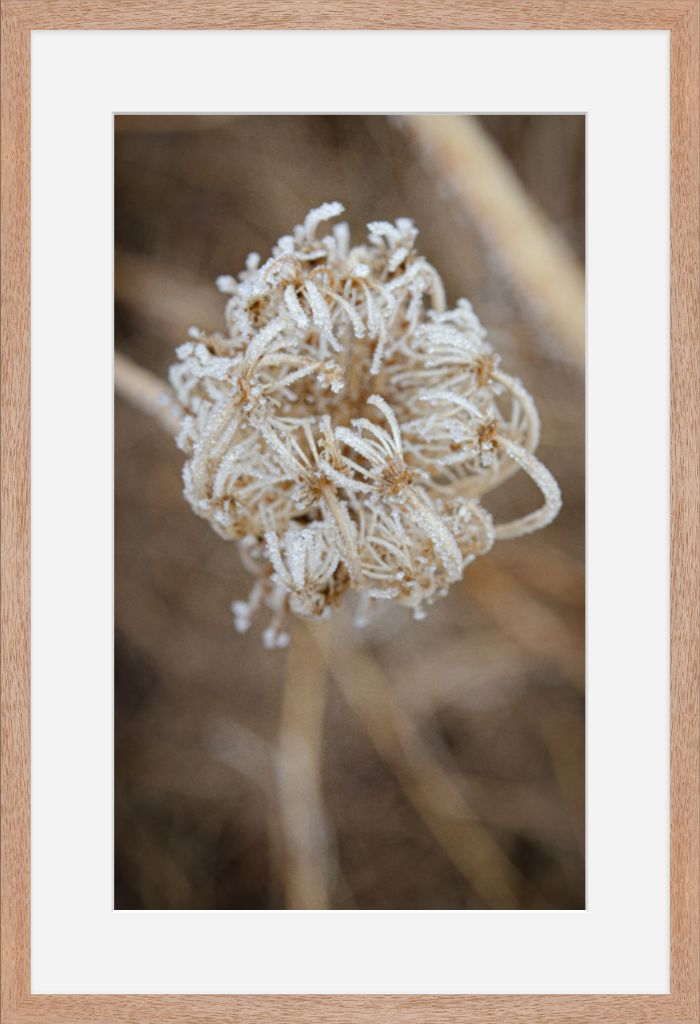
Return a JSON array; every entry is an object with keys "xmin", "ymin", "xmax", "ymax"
[{"xmin": 1, "ymin": 3, "xmax": 698, "ymax": 1021}]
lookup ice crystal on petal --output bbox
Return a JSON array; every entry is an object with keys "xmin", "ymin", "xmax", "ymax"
[{"xmin": 170, "ymin": 203, "xmax": 561, "ymax": 644}]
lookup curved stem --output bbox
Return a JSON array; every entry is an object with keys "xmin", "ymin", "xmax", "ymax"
[
  {"xmin": 493, "ymin": 438, "xmax": 562, "ymax": 540},
  {"xmin": 404, "ymin": 487, "xmax": 462, "ymax": 580},
  {"xmin": 320, "ymin": 485, "xmax": 362, "ymax": 581}
]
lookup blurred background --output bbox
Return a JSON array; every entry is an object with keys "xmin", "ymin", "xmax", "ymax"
[{"xmin": 115, "ymin": 114, "xmax": 585, "ymax": 910}]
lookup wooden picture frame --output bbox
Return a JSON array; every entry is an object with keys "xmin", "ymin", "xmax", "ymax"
[{"xmin": 1, "ymin": 3, "xmax": 697, "ymax": 1021}]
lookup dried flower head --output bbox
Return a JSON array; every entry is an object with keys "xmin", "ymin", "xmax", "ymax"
[{"xmin": 170, "ymin": 202, "xmax": 561, "ymax": 647}]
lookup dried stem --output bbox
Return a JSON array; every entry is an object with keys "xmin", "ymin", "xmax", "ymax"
[
  {"xmin": 464, "ymin": 560, "xmax": 584, "ymax": 690},
  {"xmin": 307, "ymin": 619, "xmax": 547, "ymax": 908},
  {"xmin": 402, "ymin": 115, "xmax": 585, "ymax": 364},
  {"xmin": 206, "ymin": 658, "xmax": 334, "ymax": 911},
  {"xmin": 114, "ymin": 351, "xmax": 182, "ymax": 435},
  {"xmin": 274, "ymin": 619, "xmax": 333, "ymax": 908}
]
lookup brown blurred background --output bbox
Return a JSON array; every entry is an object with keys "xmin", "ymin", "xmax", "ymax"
[{"xmin": 115, "ymin": 115, "xmax": 585, "ymax": 910}]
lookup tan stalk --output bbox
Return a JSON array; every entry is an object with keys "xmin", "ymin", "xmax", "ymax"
[{"xmin": 402, "ymin": 115, "xmax": 585, "ymax": 365}]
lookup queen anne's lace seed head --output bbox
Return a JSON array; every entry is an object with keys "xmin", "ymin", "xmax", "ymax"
[{"xmin": 170, "ymin": 203, "xmax": 562, "ymax": 645}]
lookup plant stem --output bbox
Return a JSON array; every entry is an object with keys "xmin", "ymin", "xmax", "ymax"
[
  {"xmin": 403, "ymin": 114, "xmax": 585, "ymax": 365},
  {"xmin": 114, "ymin": 351, "xmax": 181, "ymax": 435},
  {"xmin": 275, "ymin": 619, "xmax": 332, "ymax": 908},
  {"xmin": 307, "ymin": 619, "xmax": 546, "ymax": 908}
]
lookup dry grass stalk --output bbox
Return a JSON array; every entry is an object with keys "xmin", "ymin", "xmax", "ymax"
[
  {"xmin": 464, "ymin": 560, "xmax": 584, "ymax": 690},
  {"xmin": 402, "ymin": 115, "xmax": 585, "ymax": 364},
  {"xmin": 114, "ymin": 351, "xmax": 182, "ymax": 435},
  {"xmin": 307, "ymin": 619, "xmax": 546, "ymax": 908}
]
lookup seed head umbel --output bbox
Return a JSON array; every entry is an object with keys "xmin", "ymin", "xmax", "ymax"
[{"xmin": 170, "ymin": 203, "xmax": 562, "ymax": 647}]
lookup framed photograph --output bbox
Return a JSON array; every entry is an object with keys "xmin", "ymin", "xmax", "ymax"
[{"xmin": 1, "ymin": 3, "xmax": 698, "ymax": 1022}]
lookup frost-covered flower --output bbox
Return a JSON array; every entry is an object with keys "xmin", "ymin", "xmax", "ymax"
[{"xmin": 170, "ymin": 202, "xmax": 561, "ymax": 647}]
